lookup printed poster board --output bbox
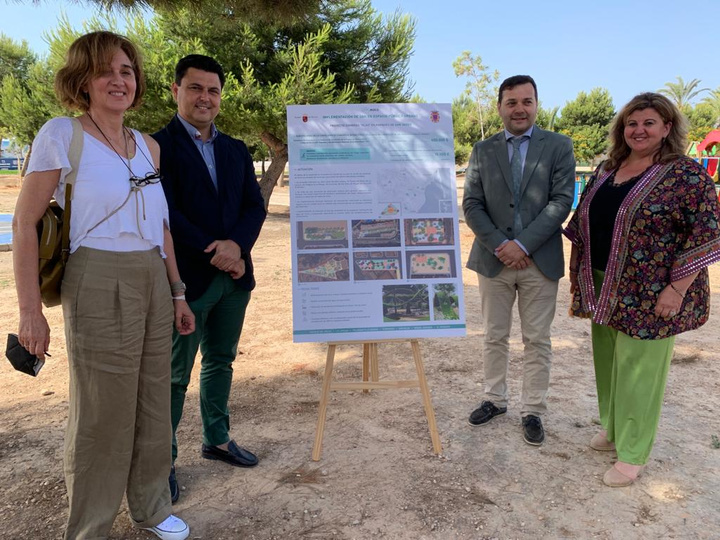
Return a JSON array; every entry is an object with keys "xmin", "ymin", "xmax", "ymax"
[{"xmin": 287, "ymin": 103, "xmax": 466, "ymax": 342}]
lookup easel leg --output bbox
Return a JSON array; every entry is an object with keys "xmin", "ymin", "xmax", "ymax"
[
  {"xmin": 362, "ymin": 343, "xmax": 370, "ymax": 394},
  {"xmin": 411, "ymin": 339, "xmax": 442, "ymax": 455},
  {"xmin": 312, "ymin": 344, "xmax": 337, "ymax": 461},
  {"xmin": 370, "ymin": 342, "xmax": 380, "ymax": 382}
]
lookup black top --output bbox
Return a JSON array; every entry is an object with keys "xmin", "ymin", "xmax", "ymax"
[
  {"xmin": 588, "ymin": 170, "xmax": 642, "ymax": 271},
  {"xmin": 152, "ymin": 115, "xmax": 267, "ymax": 300}
]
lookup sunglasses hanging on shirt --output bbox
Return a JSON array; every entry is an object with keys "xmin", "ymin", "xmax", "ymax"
[{"xmin": 86, "ymin": 112, "xmax": 162, "ymax": 186}]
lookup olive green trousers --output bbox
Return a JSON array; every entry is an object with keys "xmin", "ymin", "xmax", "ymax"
[{"xmin": 62, "ymin": 247, "xmax": 174, "ymax": 539}]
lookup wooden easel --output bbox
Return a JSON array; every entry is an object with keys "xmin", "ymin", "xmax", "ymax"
[{"xmin": 311, "ymin": 338, "xmax": 442, "ymax": 461}]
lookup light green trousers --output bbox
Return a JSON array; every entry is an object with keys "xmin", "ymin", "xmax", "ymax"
[{"xmin": 591, "ymin": 269, "xmax": 674, "ymax": 465}]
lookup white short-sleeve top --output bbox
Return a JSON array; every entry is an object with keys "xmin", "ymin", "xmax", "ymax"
[{"xmin": 27, "ymin": 117, "xmax": 169, "ymax": 256}]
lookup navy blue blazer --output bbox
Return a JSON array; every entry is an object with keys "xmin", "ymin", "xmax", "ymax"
[{"xmin": 152, "ymin": 115, "xmax": 267, "ymax": 301}]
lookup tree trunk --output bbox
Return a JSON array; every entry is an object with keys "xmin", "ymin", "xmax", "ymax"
[
  {"xmin": 20, "ymin": 143, "xmax": 32, "ymax": 178},
  {"xmin": 258, "ymin": 131, "xmax": 288, "ymax": 210}
]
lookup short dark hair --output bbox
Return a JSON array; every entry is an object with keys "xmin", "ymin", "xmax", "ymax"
[
  {"xmin": 174, "ymin": 54, "xmax": 226, "ymax": 88},
  {"xmin": 498, "ymin": 75, "xmax": 537, "ymax": 103}
]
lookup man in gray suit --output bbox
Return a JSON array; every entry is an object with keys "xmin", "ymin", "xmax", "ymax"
[{"xmin": 463, "ymin": 75, "xmax": 575, "ymax": 445}]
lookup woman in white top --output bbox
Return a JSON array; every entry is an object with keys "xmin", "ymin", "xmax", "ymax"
[{"xmin": 12, "ymin": 31, "xmax": 194, "ymax": 540}]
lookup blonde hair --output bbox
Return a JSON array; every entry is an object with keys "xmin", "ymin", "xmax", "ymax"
[
  {"xmin": 605, "ymin": 92, "xmax": 688, "ymax": 170},
  {"xmin": 55, "ymin": 31, "xmax": 146, "ymax": 111}
]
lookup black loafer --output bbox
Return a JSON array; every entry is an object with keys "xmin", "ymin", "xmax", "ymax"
[
  {"xmin": 522, "ymin": 415, "xmax": 545, "ymax": 446},
  {"xmin": 468, "ymin": 400, "xmax": 507, "ymax": 426},
  {"xmin": 201, "ymin": 440, "xmax": 259, "ymax": 467},
  {"xmin": 169, "ymin": 465, "xmax": 179, "ymax": 504}
]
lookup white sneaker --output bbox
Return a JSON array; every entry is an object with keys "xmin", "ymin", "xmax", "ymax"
[{"xmin": 143, "ymin": 515, "xmax": 190, "ymax": 540}]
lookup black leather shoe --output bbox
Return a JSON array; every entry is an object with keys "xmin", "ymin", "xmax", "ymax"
[
  {"xmin": 201, "ymin": 440, "xmax": 259, "ymax": 467},
  {"xmin": 468, "ymin": 400, "xmax": 507, "ymax": 426},
  {"xmin": 169, "ymin": 465, "xmax": 179, "ymax": 504},
  {"xmin": 522, "ymin": 415, "xmax": 545, "ymax": 445}
]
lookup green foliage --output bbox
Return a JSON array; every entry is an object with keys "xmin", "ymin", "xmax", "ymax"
[
  {"xmin": 147, "ymin": 0, "xmax": 415, "ymax": 141},
  {"xmin": 685, "ymin": 102, "xmax": 717, "ymax": 143},
  {"xmin": 452, "ymin": 51, "xmax": 499, "ymax": 141},
  {"xmin": 711, "ymin": 434, "xmax": 720, "ymax": 449},
  {"xmin": 536, "ymin": 104, "xmax": 559, "ymax": 131},
  {"xmin": 556, "ymin": 88, "xmax": 615, "ymax": 163},
  {"xmin": 701, "ymin": 88, "xmax": 720, "ymax": 128},
  {"xmin": 556, "ymin": 88, "xmax": 615, "ymax": 129},
  {"xmin": 0, "ymin": 34, "xmax": 39, "ymax": 138},
  {"xmin": 659, "ymin": 76, "xmax": 709, "ymax": 109},
  {"xmin": 1, "ymin": 2, "xmax": 416, "ymax": 201},
  {"xmin": 454, "ymin": 142, "xmax": 472, "ymax": 166},
  {"xmin": 0, "ymin": 34, "xmax": 37, "ymax": 87},
  {"xmin": 15, "ymin": 0, "xmax": 331, "ymax": 23},
  {"xmin": 451, "ymin": 93, "xmax": 500, "ymax": 163},
  {"xmin": 225, "ymin": 24, "xmax": 354, "ymax": 140},
  {"xmin": 0, "ymin": 61, "xmax": 64, "ymax": 146}
]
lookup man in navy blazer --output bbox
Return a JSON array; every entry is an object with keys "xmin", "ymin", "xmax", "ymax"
[
  {"xmin": 462, "ymin": 75, "xmax": 575, "ymax": 446},
  {"xmin": 153, "ymin": 55, "xmax": 266, "ymax": 503}
]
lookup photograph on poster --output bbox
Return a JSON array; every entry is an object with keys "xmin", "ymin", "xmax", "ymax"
[
  {"xmin": 353, "ymin": 251, "xmax": 402, "ymax": 280},
  {"xmin": 404, "ymin": 218, "xmax": 454, "ymax": 246},
  {"xmin": 406, "ymin": 250, "xmax": 456, "ymax": 279},
  {"xmin": 297, "ymin": 253, "xmax": 350, "ymax": 283},
  {"xmin": 296, "ymin": 220, "xmax": 348, "ymax": 250},
  {"xmin": 432, "ymin": 283, "xmax": 460, "ymax": 321},
  {"xmin": 382, "ymin": 284, "xmax": 430, "ymax": 322},
  {"xmin": 351, "ymin": 219, "xmax": 401, "ymax": 248}
]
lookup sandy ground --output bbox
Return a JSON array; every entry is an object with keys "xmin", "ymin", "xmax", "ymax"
[{"xmin": 1, "ymin": 179, "xmax": 720, "ymax": 539}]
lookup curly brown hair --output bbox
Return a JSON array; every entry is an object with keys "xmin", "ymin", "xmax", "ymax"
[
  {"xmin": 55, "ymin": 31, "xmax": 146, "ymax": 111},
  {"xmin": 605, "ymin": 92, "xmax": 688, "ymax": 170}
]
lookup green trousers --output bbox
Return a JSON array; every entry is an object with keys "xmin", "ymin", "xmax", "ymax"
[
  {"xmin": 171, "ymin": 272, "xmax": 251, "ymax": 461},
  {"xmin": 591, "ymin": 269, "xmax": 674, "ymax": 465}
]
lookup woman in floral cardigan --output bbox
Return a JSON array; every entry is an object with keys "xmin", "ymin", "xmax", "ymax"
[{"xmin": 565, "ymin": 92, "xmax": 720, "ymax": 487}]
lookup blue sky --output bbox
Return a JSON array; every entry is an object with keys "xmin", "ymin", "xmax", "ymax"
[{"xmin": 2, "ymin": 0, "xmax": 719, "ymax": 111}]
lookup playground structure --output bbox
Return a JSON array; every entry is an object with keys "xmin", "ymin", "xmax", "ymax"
[
  {"xmin": 688, "ymin": 129, "xmax": 720, "ymax": 183},
  {"xmin": 572, "ymin": 165, "xmax": 594, "ymax": 209}
]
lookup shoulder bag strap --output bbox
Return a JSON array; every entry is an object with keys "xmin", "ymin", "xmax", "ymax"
[{"xmin": 61, "ymin": 118, "xmax": 84, "ymax": 262}]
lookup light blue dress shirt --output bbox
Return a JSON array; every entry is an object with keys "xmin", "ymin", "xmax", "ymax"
[
  {"xmin": 177, "ymin": 114, "xmax": 219, "ymax": 189},
  {"xmin": 504, "ymin": 125, "xmax": 534, "ymax": 169}
]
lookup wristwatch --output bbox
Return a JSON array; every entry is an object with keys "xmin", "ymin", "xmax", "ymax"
[{"xmin": 170, "ymin": 280, "xmax": 187, "ymax": 296}]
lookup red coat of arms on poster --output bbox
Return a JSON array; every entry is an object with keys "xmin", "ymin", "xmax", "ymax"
[
  {"xmin": 302, "ymin": 115, "xmax": 308, "ymax": 122},
  {"xmin": 430, "ymin": 111, "xmax": 440, "ymax": 123}
]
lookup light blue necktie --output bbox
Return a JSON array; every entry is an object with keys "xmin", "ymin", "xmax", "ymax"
[{"xmin": 510, "ymin": 136, "xmax": 528, "ymax": 236}]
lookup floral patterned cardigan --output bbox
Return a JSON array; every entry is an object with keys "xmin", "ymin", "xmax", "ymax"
[{"xmin": 564, "ymin": 156, "xmax": 720, "ymax": 339}]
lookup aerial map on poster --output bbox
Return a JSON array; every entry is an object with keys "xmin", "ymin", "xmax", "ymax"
[{"xmin": 287, "ymin": 103, "xmax": 466, "ymax": 343}]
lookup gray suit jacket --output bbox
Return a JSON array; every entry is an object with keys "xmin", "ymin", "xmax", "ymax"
[{"xmin": 462, "ymin": 126, "xmax": 575, "ymax": 280}]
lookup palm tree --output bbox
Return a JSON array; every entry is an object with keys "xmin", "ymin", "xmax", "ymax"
[
  {"xmin": 658, "ymin": 77, "xmax": 709, "ymax": 109},
  {"xmin": 702, "ymin": 88, "xmax": 720, "ymax": 128}
]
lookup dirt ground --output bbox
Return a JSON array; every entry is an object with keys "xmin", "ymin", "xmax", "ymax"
[{"xmin": 1, "ymin": 178, "xmax": 719, "ymax": 540}]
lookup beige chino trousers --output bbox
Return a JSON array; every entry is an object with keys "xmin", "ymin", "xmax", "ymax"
[
  {"xmin": 61, "ymin": 247, "xmax": 174, "ymax": 539},
  {"xmin": 478, "ymin": 263, "xmax": 559, "ymax": 416}
]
